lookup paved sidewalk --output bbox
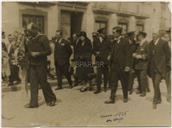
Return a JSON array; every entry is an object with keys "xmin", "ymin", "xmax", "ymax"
[{"xmin": 2, "ymin": 79, "xmax": 171, "ymax": 127}]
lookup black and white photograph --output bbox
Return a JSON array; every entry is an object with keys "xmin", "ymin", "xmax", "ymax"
[{"xmin": 1, "ymin": 1, "xmax": 171, "ymax": 127}]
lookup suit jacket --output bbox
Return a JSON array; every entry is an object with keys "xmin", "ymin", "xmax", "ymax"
[
  {"xmin": 75, "ymin": 38, "xmax": 92, "ymax": 62},
  {"xmin": 134, "ymin": 40, "xmax": 149, "ymax": 70},
  {"xmin": 93, "ymin": 37, "xmax": 112, "ymax": 65},
  {"xmin": 28, "ymin": 34, "xmax": 51, "ymax": 66},
  {"xmin": 110, "ymin": 36, "xmax": 130, "ymax": 70},
  {"xmin": 128, "ymin": 39, "xmax": 138, "ymax": 69},
  {"xmin": 54, "ymin": 38, "xmax": 72, "ymax": 66},
  {"xmin": 72, "ymin": 38, "xmax": 80, "ymax": 61},
  {"xmin": 148, "ymin": 38, "xmax": 170, "ymax": 77}
]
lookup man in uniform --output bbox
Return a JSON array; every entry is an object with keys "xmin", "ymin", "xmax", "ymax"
[
  {"xmin": 105, "ymin": 26, "xmax": 130, "ymax": 104},
  {"xmin": 54, "ymin": 30, "xmax": 73, "ymax": 90},
  {"xmin": 25, "ymin": 23, "xmax": 56, "ymax": 108},
  {"xmin": 93, "ymin": 28, "xmax": 111, "ymax": 93},
  {"xmin": 148, "ymin": 32, "xmax": 170, "ymax": 109}
]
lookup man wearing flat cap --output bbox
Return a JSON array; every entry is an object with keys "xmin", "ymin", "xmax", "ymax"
[
  {"xmin": 25, "ymin": 23, "xmax": 56, "ymax": 108},
  {"xmin": 93, "ymin": 28, "xmax": 112, "ymax": 94},
  {"xmin": 105, "ymin": 26, "xmax": 130, "ymax": 104}
]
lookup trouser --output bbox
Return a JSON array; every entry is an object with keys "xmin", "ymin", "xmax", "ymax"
[
  {"xmin": 9, "ymin": 64, "xmax": 21, "ymax": 83},
  {"xmin": 21, "ymin": 64, "xmax": 30, "ymax": 84},
  {"xmin": 165, "ymin": 71, "xmax": 171, "ymax": 100},
  {"xmin": 30, "ymin": 64, "xmax": 56, "ymax": 106},
  {"xmin": 110, "ymin": 68, "xmax": 128, "ymax": 101},
  {"xmin": 127, "ymin": 70, "xmax": 136, "ymax": 91},
  {"xmin": 55, "ymin": 63, "xmax": 72, "ymax": 88},
  {"xmin": 96, "ymin": 65, "xmax": 109, "ymax": 90},
  {"xmin": 135, "ymin": 70, "xmax": 148, "ymax": 94},
  {"xmin": 152, "ymin": 73, "xmax": 162, "ymax": 104}
]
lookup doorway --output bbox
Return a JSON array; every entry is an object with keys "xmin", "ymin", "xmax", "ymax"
[{"xmin": 61, "ymin": 11, "xmax": 83, "ymax": 39}]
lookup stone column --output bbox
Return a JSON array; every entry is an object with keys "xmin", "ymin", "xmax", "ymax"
[
  {"xmin": 2, "ymin": 2, "xmax": 20, "ymax": 35},
  {"xmin": 128, "ymin": 16, "xmax": 136, "ymax": 32},
  {"xmin": 47, "ymin": 5, "xmax": 59, "ymax": 39},
  {"xmin": 82, "ymin": 3, "xmax": 94, "ymax": 39},
  {"xmin": 108, "ymin": 13, "xmax": 118, "ymax": 34},
  {"xmin": 145, "ymin": 18, "xmax": 152, "ymax": 41}
]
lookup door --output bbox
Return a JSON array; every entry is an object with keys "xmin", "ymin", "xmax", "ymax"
[
  {"xmin": 71, "ymin": 12, "xmax": 83, "ymax": 37},
  {"xmin": 61, "ymin": 11, "xmax": 83, "ymax": 39},
  {"xmin": 61, "ymin": 11, "xmax": 71, "ymax": 39}
]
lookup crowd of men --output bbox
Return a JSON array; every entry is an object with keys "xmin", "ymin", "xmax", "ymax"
[{"xmin": 2, "ymin": 23, "xmax": 171, "ymax": 109}]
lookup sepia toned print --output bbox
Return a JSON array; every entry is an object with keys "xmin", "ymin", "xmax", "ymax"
[{"xmin": 1, "ymin": 1, "xmax": 171, "ymax": 127}]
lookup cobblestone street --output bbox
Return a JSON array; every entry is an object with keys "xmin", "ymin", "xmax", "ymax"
[{"xmin": 2, "ymin": 79, "xmax": 171, "ymax": 127}]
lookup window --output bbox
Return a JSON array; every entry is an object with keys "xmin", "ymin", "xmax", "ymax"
[
  {"xmin": 118, "ymin": 23, "xmax": 128, "ymax": 34},
  {"xmin": 22, "ymin": 14, "xmax": 45, "ymax": 33},
  {"xmin": 136, "ymin": 24, "xmax": 144, "ymax": 32},
  {"xmin": 94, "ymin": 21, "xmax": 107, "ymax": 32}
]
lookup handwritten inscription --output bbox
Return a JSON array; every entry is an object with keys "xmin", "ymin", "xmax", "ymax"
[{"xmin": 101, "ymin": 111, "xmax": 128, "ymax": 123}]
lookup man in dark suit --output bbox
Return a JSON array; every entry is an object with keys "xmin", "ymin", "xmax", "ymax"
[
  {"xmin": 126, "ymin": 31, "xmax": 138, "ymax": 95},
  {"xmin": 163, "ymin": 30, "xmax": 171, "ymax": 103},
  {"xmin": 54, "ymin": 30, "xmax": 73, "ymax": 90},
  {"xmin": 93, "ymin": 28, "xmax": 112, "ymax": 94},
  {"xmin": 105, "ymin": 26, "xmax": 130, "ymax": 104},
  {"xmin": 25, "ymin": 23, "xmax": 56, "ymax": 108},
  {"xmin": 133, "ymin": 32, "xmax": 149, "ymax": 97},
  {"xmin": 148, "ymin": 32, "xmax": 170, "ymax": 109}
]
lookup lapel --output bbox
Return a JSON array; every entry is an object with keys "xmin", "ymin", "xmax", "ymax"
[
  {"xmin": 154, "ymin": 39, "xmax": 162, "ymax": 51},
  {"xmin": 154, "ymin": 38, "xmax": 160, "ymax": 46},
  {"xmin": 151, "ymin": 39, "xmax": 163, "ymax": 55}
]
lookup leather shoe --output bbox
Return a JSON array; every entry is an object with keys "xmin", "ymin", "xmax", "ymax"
[
  {"xmin": 55, "ymin": 87, "xmax": 62, "ymax": 90},
  {"xmin": 167, "ymin": 97, "xmax": 171, "ymax": 103},
  {"xmin": 80, "ymin": 87, "xmax": 87, "ymax": 92},
  {"xmin": 104, "ymin": 100, "xmax": 115, "ymax": 104},
  {"xmin": 129, "ymin": 90, "xmax": 133, "ymax": 95},
  {"xmin": 136, "ymin": 90, "xmax": 141, "ymax": 94},
  {"xmin": 24, "ymin": 104, "xmax": 38, "ymax": 108},
  {"xmin": 147, "ymin": 88, "xmax": 150, "ymax": 92},
  {"xmin": 69, "ymin": 85, "xmax": 73, "ymax": 89},
  {"xmin": 123, "ymin": 98, "xmax": 128, "ymax": 103},
  {"xmin": 104, "ymin": 87, "xmax": 107, "ymax": 92},
  {"xmin": 153, "ymin": 103, "xmax": 157, "ymax": 109},
  {"xmin": 157, "ymin": 100, "xmax": 161, "ymax": 104},
  {"xmin": 140, "ymin": 93, "xmax": 146, "ymax": 97},
  {"xmin": 94, "ymin": 90, "xmax": 101, "ymax": 94},
  {"xmin": 47, "ymin": 101, "xmax": 56, "ymax": 107}
]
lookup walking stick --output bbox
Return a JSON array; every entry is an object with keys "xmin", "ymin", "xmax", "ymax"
[{"xmin": 24, "ymin": 65, "xmax": 30, "ymax": 96}]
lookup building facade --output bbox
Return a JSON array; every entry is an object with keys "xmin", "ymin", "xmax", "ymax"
[{"xmin": 2, "ymin": 2, "xmax": 171, "ymax": 41}]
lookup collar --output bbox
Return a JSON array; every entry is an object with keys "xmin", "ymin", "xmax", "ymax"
[
  {"xmin": 129, "ymin": 39, "xmax": 134, "ymax": 44},
  {"xmin": 57, "ymin": 38, "xmax": 63, "ymax": 44},
  {"xmin": 99, "ymin": 36, "xmax": 103, "ymax": 42},
  {"xmin": 114, "ymin": 36, "xmax": 122, "ymax": 43},
  {"xmin": 31, "ymin": 33, "xmax": 41, "ymax": 40},
  {"xmin": 154, "ymin": 38, "xmax": 160, "ymax": 45},
  {"xmin": 140, "ymin": 38, "xmax": 146, "ymax": 46},
  {"xmin": 168, "ymin": 41, "xmax": 171, "ymax": 47}
]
